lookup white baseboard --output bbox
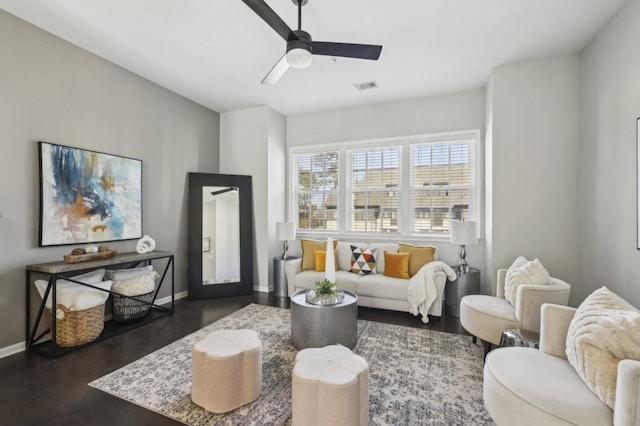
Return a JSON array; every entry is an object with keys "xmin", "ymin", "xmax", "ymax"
[
  {"xmin": 253, "ymin": 285, "xmax": 270, "ymax": 293},
  {"xmin": 0, "ymin": 341, "xmax": 26, "ymax": 359},
  {"xmin": 156, "ymin": 290, "xmax": 188, "ymax": 306},
  {"xmin": 0, "ymin": 291, "xmax": 189, "ymax": 360}
]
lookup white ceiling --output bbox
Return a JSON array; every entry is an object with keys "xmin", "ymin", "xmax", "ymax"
[{"xmin": 0, "ymin": 0, "xmax": 628, "ymax": 116}]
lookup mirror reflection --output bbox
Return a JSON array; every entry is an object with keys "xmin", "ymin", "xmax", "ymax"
[{"xmin": 202, "ymin": 185, "xmax": 240, "ymax": 285}]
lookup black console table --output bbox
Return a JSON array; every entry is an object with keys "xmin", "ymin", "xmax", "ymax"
[{"xmin": 25, "ymin": 250, "xmax": 174, "ymax": 358}]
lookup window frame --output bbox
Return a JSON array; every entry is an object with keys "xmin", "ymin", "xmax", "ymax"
[{"xmin": 287, "ymin": 130, "xmax": 482, "ymax": 242}]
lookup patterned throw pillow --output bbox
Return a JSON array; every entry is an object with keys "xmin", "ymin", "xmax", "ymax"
[{"xmin": 350, "ymin": 246, "xmax": 377, "ymax": 275}]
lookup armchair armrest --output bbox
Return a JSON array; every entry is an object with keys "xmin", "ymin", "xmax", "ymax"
[
  {"xmin": 515, "ymin": 277, "xmax": 571, "ymax": 333},
  {"xmin": 284, "ymin": 258, "xmax": 302, "ymax": 297},
  {"xmin": 614, "ymin": 359, "xmax": 640, "ymax": 426},
  {"xmin": 539, "ymin": 304, "xmax": 576, "ymax": 359},
  {"xmin": 496, "ymin": 269, "xmax": 507, "ymax": 298}
]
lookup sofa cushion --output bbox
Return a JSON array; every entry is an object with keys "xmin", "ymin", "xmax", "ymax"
[
  {"xmin": 313, "ymin": 249, "xmax": 338, "ymax": 272},
  {"xmin": 301, "ymin": 239, "xmax": 337, "ymax": 271},
  {"xmin": 293, "ymin": 271, "xmax": 358, "ymax": 294},
  {"xmin": 565, "ymin": 287, "xmax": 640, "ymax": 409},
  {"xmin": 484, "ymin": 347, "xmax": 612, "ymax": 426},
  {"xmin": 367, "ymin": 243, "xmax": 398, "ymax": 274},
  {"xmin": 398, "ymin": 243, "xmax": 436, "ymax": 277},
  {"xmin": 357, "ymin": 274, "xmax": 409, "ymax": 301},
  {"xmin": 350, "ymin": 245, "xmax": 377, "ymax": 275},
  {"xmin": 459, "ymin": 295, "xmax": 519, "ymax": 345},
  {"xmin": 336, "ymin": 241, "xmax": 358, "ymax": 271},
  {"xmin": 383, "ymin": 251, "xmax": 410, "ymax": 279}
]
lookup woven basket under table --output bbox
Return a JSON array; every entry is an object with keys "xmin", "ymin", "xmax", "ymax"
[
  {"xmin": 112, "ymin": 291, "xmax": 154, "ymax": 322},
  {"xmin": 51, "ymin": 304, "xmax": 105, "ymax": 347}
]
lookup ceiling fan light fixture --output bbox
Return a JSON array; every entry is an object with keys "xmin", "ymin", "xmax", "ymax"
[{"xmin": 286, "ymin": 47, "xmax": 312, "ymax": 69}]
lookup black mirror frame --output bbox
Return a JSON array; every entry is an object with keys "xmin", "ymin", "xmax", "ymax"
[{"xmin": 188, "ymin": 173, "xmax": 254, "ymax": 299}]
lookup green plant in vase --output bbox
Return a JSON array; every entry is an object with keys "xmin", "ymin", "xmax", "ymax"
[{"xmin": 314, "ymin": 278, "xmax": 338, "ymax": 298}]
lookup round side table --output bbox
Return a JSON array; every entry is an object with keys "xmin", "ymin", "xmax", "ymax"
[
  {"xmin": 499, "ymin": 328, "xmax": 540, "ymax": 349},
  {"xmin": 290, "ymin": 289, "xmax": 358, "ymax": 350}
]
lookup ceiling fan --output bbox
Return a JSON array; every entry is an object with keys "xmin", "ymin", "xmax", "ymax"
[{"xmin": 241, "ymin": 0, "xmax": 383, "ymax": 85}]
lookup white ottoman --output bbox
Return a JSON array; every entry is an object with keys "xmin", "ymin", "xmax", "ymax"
[
  {"xmin": 292, "ymin": 345, "xmax": 368, "ymax": 426},
  {"xmin": 191, "ymin": 329, "xmax": 262, "ymax": 413}
]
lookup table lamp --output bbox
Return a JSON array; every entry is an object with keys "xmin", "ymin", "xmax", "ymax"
[
  {"xmin": 276, "ymin": 222, "xmax": 296, "ymax": 259},
  {"xmin": 450, "ymin": 220, "xmax": 478, "ymax": 274}
]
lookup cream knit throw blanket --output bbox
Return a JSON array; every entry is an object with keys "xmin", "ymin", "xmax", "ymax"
[{"xmin": 565, "ymin": 287, "xmax": 640, "ymax": 408}]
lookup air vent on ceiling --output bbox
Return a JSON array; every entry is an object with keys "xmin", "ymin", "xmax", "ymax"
[{"xmin": 353, "ymin": 80, "xmax": 378, "ymax": 91}]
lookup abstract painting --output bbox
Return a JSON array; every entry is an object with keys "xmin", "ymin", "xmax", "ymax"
[{"xmin": 39, "ymin": 142, "xmax": 142, "ymax": 246}]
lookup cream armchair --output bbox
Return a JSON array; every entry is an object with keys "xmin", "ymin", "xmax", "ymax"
[
  {"xmin": 459, "ymin": 268, "xmax": 570, "ymax": 355},
  {"xmin": 484, "ymin": 304, "xmax": 640, "ymax": 425}
]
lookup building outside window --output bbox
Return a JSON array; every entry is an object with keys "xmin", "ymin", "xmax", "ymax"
[{"xmin": 289, "ymin": 130, "xmax": 479, "ymax": 239}]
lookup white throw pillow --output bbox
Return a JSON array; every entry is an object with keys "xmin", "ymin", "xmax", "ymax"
[
  {"xmin": 112, "ymin": 271, "xmax": 158, "ymax": 296},
  {"xmin": 105, "ymin": 265, "xmax": 153, "ymax": 281},
  {"xmin": 566, "ymin": 287, "xmax": 640, "ymax": 408},
  {"xmin": 34, "ymin": 278, "xmax": 112, "ymax": 311},
  {"xmin": 504, "ymin": 257, "xmax": 550, "ymax": 305}
]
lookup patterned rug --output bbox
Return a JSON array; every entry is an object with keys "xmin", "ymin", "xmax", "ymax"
[{"xmin": 90, "ymin": 304, "xmax": 493, "ymax": 425}]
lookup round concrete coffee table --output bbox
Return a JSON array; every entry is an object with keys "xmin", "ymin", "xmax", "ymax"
[{"xmin": 290, "ymin": 289, "xmax": 358, "ymax": 350}]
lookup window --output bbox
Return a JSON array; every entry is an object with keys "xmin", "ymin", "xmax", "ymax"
[
  {"xmin": 346, "ymin": 146, "xmax": 401, "ymax": 233},
  {"xmin": 290, "ymin": 151, "xmax": 339, "ymax": 231},
  {"xmin": 288, "ymin": 131, "xmax": 479, "ymax": 239},
  {"xmin": 410, "ymin": 140, "xmax": 476, "ymax": 234}
]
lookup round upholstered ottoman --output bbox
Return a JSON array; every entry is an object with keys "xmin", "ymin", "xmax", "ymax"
[
  {"xmin": 292, "ymin": 345, "xmax": 368, "ymax": 426},
  {"xmin": 191, "ymin": 329, "xmax": 262, "ymax": 413}
]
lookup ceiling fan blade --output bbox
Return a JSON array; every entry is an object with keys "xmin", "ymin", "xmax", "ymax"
[
  {"xmin": 312, "ymin": 42, "xmax": 382, "ymax": 60},
  {"xmin": 241, "ymin": 0, "xmax": 298, "ymax": 42},
  {"xmin": 261, "ymin": 54, "xmax": 290, "ymax": 85}
]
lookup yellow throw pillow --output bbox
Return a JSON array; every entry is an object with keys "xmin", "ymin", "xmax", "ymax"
[
  {"xmin": 314, "ymin": 249, "xmax": 339, "ymax": 272},
  {"xmin": 301, "ymin": 238, "xmax": 338, "ymax": 271},
  {"xmin": 383, "ymin": 251, "xmax": 410, "ymax": 279},
  {"xmin": 398, "ymin": 243, "xmax": 436, "ymax": 277}
]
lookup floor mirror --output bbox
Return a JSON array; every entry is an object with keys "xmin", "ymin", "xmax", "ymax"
[{"xmin": 188, "ymin": 173, "xmax": 254, "ymax": 299}]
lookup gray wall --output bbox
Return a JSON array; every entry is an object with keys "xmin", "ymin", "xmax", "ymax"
[
  {"xmin": 578, "ymin": 0, "xmax": 640, "ymax": 307},
  {"xmin": 286, "ymin": 89, "xmax": 487, "ymax": 274},
  {"xmin": 0, "ymin": 11, "xmax": 219, "ymax": 349},
  {"xmin": 485, "ymin": 55, "xmax": 580, "ymax": 295}
]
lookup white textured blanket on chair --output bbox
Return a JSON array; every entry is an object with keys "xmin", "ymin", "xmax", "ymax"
[{"xmin": 407, "ymin": 261, "xmax": 457, "ymax": 323}]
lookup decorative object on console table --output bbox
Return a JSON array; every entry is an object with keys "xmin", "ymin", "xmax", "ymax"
[
  {"xmin": 445, "ymin": 267, "xmax": 480, "ymax": 317},
  {"xmin": 276, "ymin": 222, "xmax": 296, "ymax": 259},
  {"xmin": 38, "ymin": 141, "xmax": 142, "ymax": 247},
  {"xmin": 450, "ymin": 220, "xmax": 478, "ymax": 274},
  {"xmin": 63, "ymin": 245, "xmax": 117, "ymax": 263},
  {"xmin": 136, "ymin": 235, "xmax": 156, "ymax": 254}
]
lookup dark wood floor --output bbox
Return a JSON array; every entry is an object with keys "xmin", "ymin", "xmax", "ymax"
[{"xmin": 0, "ymin": 293, "xmax": 468, "ymax": 425}]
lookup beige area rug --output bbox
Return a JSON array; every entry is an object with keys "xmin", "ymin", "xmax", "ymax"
[{"xmin": 90, "ymin": 303, "xmax": 493, "ymax": 425}]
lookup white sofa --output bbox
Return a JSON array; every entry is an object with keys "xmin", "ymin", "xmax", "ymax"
[
  {"xmin": 484, "ymin": 303, "xmax": 640, "ymax": 425},
  {"xmin": 284, "ymin": 241, "xmax": 447, "ymax": 318}
]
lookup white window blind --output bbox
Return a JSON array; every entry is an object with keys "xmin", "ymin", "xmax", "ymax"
[
  {"xmin": 288, "ymin": 130, "xmax": 479, "ymax": 238},
  {"xmin": 346, "ymin": 146, "xmax": 401, "ymax": 233},
  {"xmin": 410, "ymin": 139, "xmax": 476, "ymax": 234},
  {"xmin": 290, "ymin": 151, "xmax": 339, "ymax": 231}
]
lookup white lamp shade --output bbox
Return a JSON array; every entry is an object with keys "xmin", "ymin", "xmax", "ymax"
[
  {"xmin": 450, "ymin": 220, "xmax": 478, "ymax": 245},
  {"xmin": 276, "ymin": 222, "xmax": 296, "ymax": 241}
]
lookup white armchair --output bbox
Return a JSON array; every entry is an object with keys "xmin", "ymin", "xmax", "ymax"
[
  {"xmin": 483, "ymin": 304, "xmax": 640, "ymax": 425},
  {"xmin": 459, "ymin": 268, "xmax": 570, "ymax": 355}
]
